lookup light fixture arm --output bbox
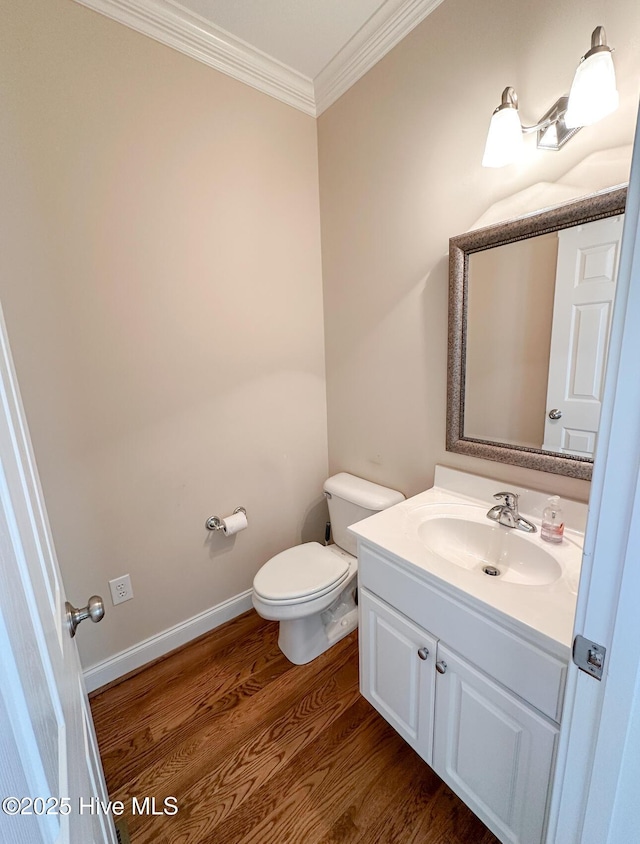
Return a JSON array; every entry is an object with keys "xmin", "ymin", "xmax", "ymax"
[
  {"xmin": 520, "ymin": 97, "xmax": 569, "ymax": 135},
  {"xmin": 493, "ymin": 86, "xmax": 569, "ymax": 136}
]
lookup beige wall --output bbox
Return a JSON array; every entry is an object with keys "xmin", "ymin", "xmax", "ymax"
[
  {"xmin": 318, "ymin": 0, "xmax": 640, "ymax": 504},
  {"xmin": 465, "ymin": 233, "xmax": 558, "ymax": 446},
  {"xmin": 0, "ymin": 0, "xmax": 327, "ymax": 667},
  {"xmin": 2, "ymin": 0, "xmax": 639, "ymax": 671}
]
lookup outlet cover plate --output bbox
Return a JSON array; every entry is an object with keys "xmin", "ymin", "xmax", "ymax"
[{"xmin": 109, "ymin": 574, "xmax": 133, "ymax": 606}]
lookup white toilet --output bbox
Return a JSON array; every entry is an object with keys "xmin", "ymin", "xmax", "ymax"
[{"xmin": 252, "ymin": 473, "xmax": 405, "ymax": 664}]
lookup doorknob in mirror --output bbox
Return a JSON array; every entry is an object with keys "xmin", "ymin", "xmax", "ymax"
[{"xmin": 65, "ymin": 596, "xmax": 105, "ymax": 638}]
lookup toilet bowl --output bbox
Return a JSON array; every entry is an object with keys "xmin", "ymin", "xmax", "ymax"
[{"xmin": 252, "ymin": 473, "xmax": 404, "ymax": 664}]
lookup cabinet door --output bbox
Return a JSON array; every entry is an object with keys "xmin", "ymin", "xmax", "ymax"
[
  {"xmin": 359, "ymin": 588, "xmax": 437, "ymax": 764},
  {"xmin": 433, "ymin": 645, "xmax": 558, "ymax": 844}
]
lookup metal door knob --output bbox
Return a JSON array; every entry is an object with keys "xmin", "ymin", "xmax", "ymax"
[
  {"xmin": 66, "ymin": 596, "xmax": 105, "ymax": 638},
  {"xmin": 436, "ymin": 660, "xmax": 447, "ymax": 675},
  {"xmin": 417, "ymin": 647, "xmax": 429, "ymax": 661},
  {"xmin": 548, "ymin": 408, "xmax": 563, "ymax": 420}
]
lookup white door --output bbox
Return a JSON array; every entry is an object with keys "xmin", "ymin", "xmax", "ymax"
[
  {"xmin": 0, "ymin": 308, "xmax": 116, "ymax": 844},
  {"xmin": 546, "ymin": 108, "xmax": 640, "ymax": 841},
  {"xmin": 542, "ymin": 215, "xmax": 624, "ymax": 456},
  {"xmin": 433, "ymin": 645, "xmax": 558, "ymax": 844},
  {"xmin": 359, "ymin": 588, "xmax": 437, "ymax": 764}
]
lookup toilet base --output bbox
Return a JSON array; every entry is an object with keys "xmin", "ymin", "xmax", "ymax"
[{"xmin": 277, "ymin": 589, "xmax": 358, "ymax": 665}]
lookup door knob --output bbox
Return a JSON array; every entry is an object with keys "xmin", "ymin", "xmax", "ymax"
[
  {"xmin": 417, "ymin": 647, "xmax": 429, "ymax": 660},
  {"xmin": 436, "ymin": 660, "xmax": 447, "ymax": 674},
  {"xmin": 548, "ymin": 408, "xmax": 563, "ymax": 420},
  {"xmin": 65, "ymin": 596, "xmax": 105, "ymax": 638}
]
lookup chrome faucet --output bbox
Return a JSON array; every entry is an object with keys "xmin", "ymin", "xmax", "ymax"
[{"xmin": 486, "ymin": 491, "xmax": 537, "ymax": 533}]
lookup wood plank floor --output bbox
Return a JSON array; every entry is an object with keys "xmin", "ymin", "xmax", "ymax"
[{"xmin": 90, "ymin": 611, "xmax": 499, "ymax": 844}]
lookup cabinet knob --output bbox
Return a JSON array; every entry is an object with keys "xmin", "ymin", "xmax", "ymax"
[
  {"xmin": 436, "ymin": 660, "xmax": 447, "ymax": 675},
  {"xmin": 417, "ymin": 647, "xmax": 429, "ymax": 661}
]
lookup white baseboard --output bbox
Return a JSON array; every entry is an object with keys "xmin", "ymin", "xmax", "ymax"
[{"xmin": 83, "ymin": 589, "xmax": 254, "ymax": 692}]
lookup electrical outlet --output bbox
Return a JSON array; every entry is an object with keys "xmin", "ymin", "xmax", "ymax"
[{"xmin": 109, "ymin": 574, "xmax": 134, "ymax": 606}]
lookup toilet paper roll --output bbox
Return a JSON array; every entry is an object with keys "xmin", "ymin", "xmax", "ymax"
[{"xmin": 221, "ymin": 510, "xmax": 248, "ymax": 536}]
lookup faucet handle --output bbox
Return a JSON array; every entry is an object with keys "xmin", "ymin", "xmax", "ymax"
[{"xmin": 493, "ymin": 491, "xmax": 519, "ymax": 510}]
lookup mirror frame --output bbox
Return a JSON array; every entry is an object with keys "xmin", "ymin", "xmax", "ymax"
[{"xmin": 447, "ymin": 185, "xmax": 627, "ymax": 480}]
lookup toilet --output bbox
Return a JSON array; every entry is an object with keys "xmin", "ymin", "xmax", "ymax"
[{"xmin": 252, "ymin": 473, "xmax": 405, "ymax": 664}]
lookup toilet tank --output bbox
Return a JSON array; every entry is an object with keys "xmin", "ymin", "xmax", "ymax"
[{"xmin": 323, "ymin": 473, "xmax": 405, "ymax": 557}]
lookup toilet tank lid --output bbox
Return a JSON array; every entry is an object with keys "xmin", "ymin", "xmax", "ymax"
[{"xmin": 323, "ymin": 473, "xmax": 405, "ymax": 511}]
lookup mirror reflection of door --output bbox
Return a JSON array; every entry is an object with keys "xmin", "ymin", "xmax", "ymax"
[
  {"xmin": 542, "ymin": 215, "xmax": 624, "ymax": 456},
  {"xmin": 463, "ymin": 213, "xmax": 624, "ymax": 456}
]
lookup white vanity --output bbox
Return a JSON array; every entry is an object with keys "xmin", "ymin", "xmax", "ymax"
[{"xmin": 349, "ymin": 467, "xmax": 586, "ymax": 844}]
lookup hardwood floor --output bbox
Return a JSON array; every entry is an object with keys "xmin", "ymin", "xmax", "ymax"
[{"xmin": 90, "ymin": 611, "xmax": 499, "ymax": 844}]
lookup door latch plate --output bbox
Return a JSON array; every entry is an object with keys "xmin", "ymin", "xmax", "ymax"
[{"xmin": 573, "ymin": 635, "xmax": 606, "ymax": 680}]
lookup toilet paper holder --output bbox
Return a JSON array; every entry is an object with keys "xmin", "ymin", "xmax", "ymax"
[{"xmin": 205, "ymin": 507, "xmax": 247, "ymax": 532}]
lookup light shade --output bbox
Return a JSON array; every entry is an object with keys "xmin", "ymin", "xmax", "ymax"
[
  {"xmin": 482, "ymin": 107, "xmax": 523, "ymax": 168},
  {"xmin": 565, "ymin": 46, "xmax": 618, "ymax": 128}
]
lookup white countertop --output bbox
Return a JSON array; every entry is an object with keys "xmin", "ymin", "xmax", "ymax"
[{"xmin": 350, "ymin": 470, "xmax": 585, "ymax": 651}]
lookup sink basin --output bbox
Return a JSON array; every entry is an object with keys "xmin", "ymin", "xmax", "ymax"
[{"xmin": 417, "ymin": 515, "xmax": 562, "ymax": 586}]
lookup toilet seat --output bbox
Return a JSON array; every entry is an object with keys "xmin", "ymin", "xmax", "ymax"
[{"xmin": 253, "ymin": 542, "xmax": 351, "ymax": 605}]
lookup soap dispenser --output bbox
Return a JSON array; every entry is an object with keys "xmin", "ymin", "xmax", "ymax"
[{"xmin": 541, "ymin": 496, "xmax": 564, "ymax": 543}]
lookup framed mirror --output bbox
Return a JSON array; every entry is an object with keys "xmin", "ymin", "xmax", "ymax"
[{"xmin": 447, "ymin": 185, "xmax": 627, "ymax": 480}]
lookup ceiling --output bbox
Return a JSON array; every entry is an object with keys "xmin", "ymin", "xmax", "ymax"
[
  {"xmin": 74, "ymin": 0, "xmax": 445, "ymax": 115},
  {"xmin": 177, "ymin": 0, "xmax": 388, "ymax": 80}
]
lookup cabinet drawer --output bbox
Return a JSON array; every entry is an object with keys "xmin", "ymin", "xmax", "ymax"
[{"xmin": 359, "ymin": 544, "xmax": 567, "ymax": 722}]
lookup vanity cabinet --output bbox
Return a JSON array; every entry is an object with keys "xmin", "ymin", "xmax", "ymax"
[{"xmin": 358, "ymin": 543, "xmax": 566, "ymax": 844}]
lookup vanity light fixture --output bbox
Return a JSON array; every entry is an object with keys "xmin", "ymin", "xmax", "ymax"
[{"xmin": 482, "ymin": 25, "xmax": 618, "ymax": 168}]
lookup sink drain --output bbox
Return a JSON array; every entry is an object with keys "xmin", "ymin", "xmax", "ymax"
[{"xmin": 483, "ymin": 565, "xmax": 501, "ymax": 577}]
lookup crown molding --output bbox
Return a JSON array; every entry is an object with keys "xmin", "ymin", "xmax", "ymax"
[
  {"xmin": 73, "ymin": 0, "xmax": 445, "ymax": 117},
  {"xmin": 73, "ymin": 0, "xmax": 316, "ymax": 115},
  {"xmin": 314, "ymin": 0, "xmax": 446, "ymax": 115}
]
